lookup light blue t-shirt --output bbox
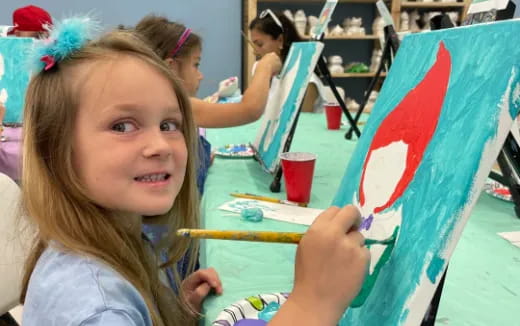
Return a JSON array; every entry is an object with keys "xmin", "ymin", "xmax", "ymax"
[{"xmin": 23, "ymin": 245, "xmax": 153, "ymax": 325}]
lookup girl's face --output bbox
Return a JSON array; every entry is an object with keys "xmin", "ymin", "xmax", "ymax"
[
  {"xmin": 250, "ymin": 28, "xmax": 282, "ymax": 59},
  {"xmin": 175, "ymin": 47, "xmax": 204, "ymax": 97},
  {"xmin": 72, "ymin": 56, "xmax": 188, "ymax": 216}
]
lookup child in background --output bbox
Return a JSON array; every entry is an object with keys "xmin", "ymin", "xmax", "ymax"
[
  {"xmin": 0, "ymin": 5, "xmax": 53, "ymax": 182},
  {"xmin": 8, "ymin": 5, "xmax": 53, "ymax": 38},
  {"xmin": 135, "ymin": 15, "xmax": 282, "ymax": 129},
  {"xmin": 249, "ymin": 9, "xmax": 331, "ymax": 113},
  {"xmin": 20, "ymin": 17, "xmax": 369, "ymax": 326}
]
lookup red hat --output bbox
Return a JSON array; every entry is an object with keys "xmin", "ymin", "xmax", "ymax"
[{"xmin": 8, "ymin": 5, "xmax": 52, "ymax": 35}]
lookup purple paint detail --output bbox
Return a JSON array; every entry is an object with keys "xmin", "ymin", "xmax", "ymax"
[
  {"xmin": 360, "ymin": 214, "xmax": 374, "ymax": 231},
  {"xmin": 281, "ymin": 292, "xmax": 290, "ymax": 298},
  {"xmin": 235, "ymin": 319, "xmax": 267, "ymax": 326}
]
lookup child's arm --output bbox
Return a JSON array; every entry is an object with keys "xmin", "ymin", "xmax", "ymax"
[
  {"xmin": 191, "ymin": 53, "xmax": 282, "ymax": 128},
  {"xmin": 268, "ymin": 206, "xmax": 369, "ymax": 326}
]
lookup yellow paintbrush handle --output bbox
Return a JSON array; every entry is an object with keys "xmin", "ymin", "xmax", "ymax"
[
  {"xmin": 177, "ymin": 228, "xmax": 303, "ymax": 244},
  {"xmin": 177, "ymin": 228, "xmax": 398, "ymax": 246}
]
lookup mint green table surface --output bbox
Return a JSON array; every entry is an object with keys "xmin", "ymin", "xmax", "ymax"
[{"xmin": 200, "ymin": 112, "xmax": 520, "ymax": 326}]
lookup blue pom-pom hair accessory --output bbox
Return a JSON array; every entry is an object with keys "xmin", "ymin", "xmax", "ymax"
[{"xmin": 32, "ymin": 16, "xmax": 100, "ymax": 72}]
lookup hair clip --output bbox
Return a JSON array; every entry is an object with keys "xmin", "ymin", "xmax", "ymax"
[
  {"xmin": 170, "ymin": 28, "xmax": 192, "ymax": 58},
  {"xmin": 40, "ymin": 55, "xmax": 56, "ymax": 71},
  {"xmin": 32, "ymin": 16, "xmax": 100, "ymax": 72}
]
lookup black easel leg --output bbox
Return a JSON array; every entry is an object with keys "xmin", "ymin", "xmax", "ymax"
[
  {"xmin": 269, "ymin": 103, "xmax": 304, "ymax": 193},
  {"xmin": 316, "ymin": 57, "xmax": 361, "ymax": 138},
  {"xmin": 345, "ymin": 34, "xmax": 392, "ymax": 140},
  {"xmin": 495, "ymin": 141, "xmax": 520, "ymax": 219},
  {"xmin": 421, "ymin": 267, "xmax": 448, "ymax": 326}
]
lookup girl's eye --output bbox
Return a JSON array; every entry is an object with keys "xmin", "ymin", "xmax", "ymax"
[
  {"xmin": 111, "ymin": 121, "xmax": 137, "ymax": 133},
  {"xmin": 160, "ymin": 121, "xmax": 179, "ymax": 132}
]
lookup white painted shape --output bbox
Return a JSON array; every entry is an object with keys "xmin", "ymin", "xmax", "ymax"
[
  {"xmin": 0, "ymin": 89, "xmax": 7, "ymax": 105},
  {"xmin": 355, "ymin": 197, "xmax": 403, "ymax": 274},
  {"xmin": 362, "ymin": 140, "xmax": 408, "ymax": 213},
  {"xmin": 0, "ymin": 53, "xmax": 4, "ymax": 79}
]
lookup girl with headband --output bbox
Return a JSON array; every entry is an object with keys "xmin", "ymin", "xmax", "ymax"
[{"xmin": 135, "ymin": 15, "xmax": 282, "ymax": 128}]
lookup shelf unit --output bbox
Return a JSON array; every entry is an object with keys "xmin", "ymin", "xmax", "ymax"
[
  {"xmin": 242, "ymin": 0, "xmax": 471, "ymax": 101},
  {"xmin": 401, "ymin": 1, "xmax": 465, "ymax": 8},
  {"xmin": 392, "ymin": 1, "xmax": 471, "ymax": 31},
  {"xmin": 242, "ymin": 0, "xmax": 384, "ymax": 88}
]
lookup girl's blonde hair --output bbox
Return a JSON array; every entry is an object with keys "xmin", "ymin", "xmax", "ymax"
[
  {"xmin": 134, "ymin": 15, "xmax": 202, "ymax": 60},
  {"xmin": 20, "ymin": 30, "xmax": 200, "ymax": 325}
]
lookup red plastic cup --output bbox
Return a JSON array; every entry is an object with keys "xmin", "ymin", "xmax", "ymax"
[
  {"xmin": 280, "ymin": 152, "xmax": 317, "ymax": 204},
  {"xmin": 324, "ymin": 103, "xmax": 342, "ymax": 130}
]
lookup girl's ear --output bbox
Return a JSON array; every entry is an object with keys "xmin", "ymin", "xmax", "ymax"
[
  {"xmin": 276, "ymin": 34, "xmax": 284, "ymax": 50},
  {"xmin": 164, "ymin": 57, "xmax": 181, "ymax": 74}
]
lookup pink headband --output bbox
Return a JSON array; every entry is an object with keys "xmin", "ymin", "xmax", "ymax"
[{"xmin": 170, "ymin": 28, "xmax": 192, "ymax": 57}]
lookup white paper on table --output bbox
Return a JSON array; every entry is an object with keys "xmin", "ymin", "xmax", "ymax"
[
  {"xmin": 218, "ymin": 199, "xmax": 324, "ymax": 226},
  {"xmin": 498, "ymin": 231, "xmax": 520, "ymax": 248}
]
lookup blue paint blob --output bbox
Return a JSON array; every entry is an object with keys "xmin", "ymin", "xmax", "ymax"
[
  {"xmin": 241, "ymin": 208, "xmax": 264, "ymax": 222},
  {"xmin": 258, "ymin": 302, "xmax": 281, "ymax": 322},
  {"xmin": 426, "ymin": 255, "xmax": 445, "ymax": 283}
]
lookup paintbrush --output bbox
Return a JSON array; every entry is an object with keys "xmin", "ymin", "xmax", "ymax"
[
  {"xmin": 231, "ymin": 192, "xmax": 308, "ymax": 207},
  {"xmin": 176, "ymin": 228, "xmax": 397, "ymax": 246}
]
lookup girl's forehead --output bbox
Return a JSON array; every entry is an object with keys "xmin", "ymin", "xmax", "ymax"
[{"xmin": 250, "ymin": 29, "xmax": 274, "ymax": 40}]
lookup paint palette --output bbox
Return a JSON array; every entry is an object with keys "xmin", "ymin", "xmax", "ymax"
[
  {"xmin": 484, "ymin": 178, "xmax": 512, "ymax": 202},
  {"xmin": 212, "ymin": 293, "xmax": 288, "ymax": 326},
  {"xmin": 215, "ymin": 144, "xmax": 254, "ymax": 158}
]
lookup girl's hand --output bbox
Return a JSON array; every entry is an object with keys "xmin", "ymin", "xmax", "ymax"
[
  {"xmin": 181, "ymin": 267, "xmax": 223, "ymax": 312},
  {"xmin": 289, "ymin": 205, "xmax": 370, "ymax": 324}
]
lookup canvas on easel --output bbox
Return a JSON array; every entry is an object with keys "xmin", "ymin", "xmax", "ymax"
[
  {"xmin": 0, "ymin": 37, "xmax": 33, "ymax": 123},
  {"xmin": 251, "ymin": 41, "xmax": 323, "ymax": 173},
  {"xmin": 332, "ymin": 20, "xmax": 520, "ymax": 326},
  {"xmin": 310, "ymin": 0, "xmax": 338, "ymax": 39}
]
